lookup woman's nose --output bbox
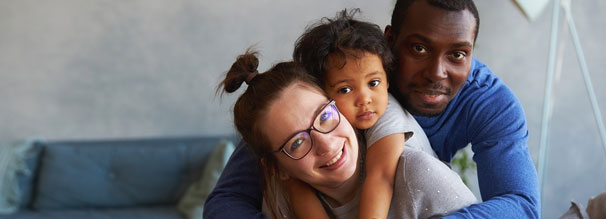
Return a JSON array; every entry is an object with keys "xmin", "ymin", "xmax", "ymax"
[{"xmin": 311, "ymin": 130, "xmax": 336, "ymax": 156}]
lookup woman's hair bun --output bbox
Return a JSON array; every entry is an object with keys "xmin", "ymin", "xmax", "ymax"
[{"xmin": 219, "ymin": 49, "xmax": 259, "ymax": 94}]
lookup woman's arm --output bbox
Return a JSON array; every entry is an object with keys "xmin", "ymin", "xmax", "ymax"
[{"xmin": 359, "ymin": 133, "xmax": 405, "ymax": 218}]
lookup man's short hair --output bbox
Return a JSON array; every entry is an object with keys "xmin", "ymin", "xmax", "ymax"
[{"xmin": 390, "ymin": 0, "xmax": 480, "ymax": 42}]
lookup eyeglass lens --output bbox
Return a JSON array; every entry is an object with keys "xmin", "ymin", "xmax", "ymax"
[{"xmin": 283, "ymin": 102, "xmax": 340, "ymax": 159}]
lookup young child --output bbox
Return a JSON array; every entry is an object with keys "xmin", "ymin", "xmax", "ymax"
[{"xmin": 287, "ymin": 9, "xmax": 438, "ymax": 218}]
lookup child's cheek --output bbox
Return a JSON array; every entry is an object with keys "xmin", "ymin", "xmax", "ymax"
[{"xmin": 331, "ymin": 100, "xmax": 349, "ymax": 119}]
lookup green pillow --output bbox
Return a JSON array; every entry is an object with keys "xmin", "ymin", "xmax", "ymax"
[{"xmin": 177, "ymin": 140, "xmax": 235, "ymax": 219}]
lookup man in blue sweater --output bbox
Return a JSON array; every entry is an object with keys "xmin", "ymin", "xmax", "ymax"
[{"xmin": 205, "ymin": 0, "xmax": 540, "ymax": 218}]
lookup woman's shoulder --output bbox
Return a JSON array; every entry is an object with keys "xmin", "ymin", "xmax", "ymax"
[
  {"xmin": 398, "ymin": 147, "xmax": 476, "ymax": 203},
  {"xmin": 394, "ymin": 148, "xmax": 478, "ymax": 218},
  {"xmin": 400, "ymin": 147, "xmax": 447, "ymax": 172}
]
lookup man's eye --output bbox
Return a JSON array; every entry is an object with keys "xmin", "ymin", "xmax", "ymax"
[
  {"xmin": 369, "ymin": 80, "xmax": 380, "ymax": 87},
  {"xmin": 337, "ymin": 87, "xmax": 351, "ymax": 94},
  {"xmin": 412, "ymin": 44, "xmax": 427, "ymax": 54},
  {"xmin": 452, "ymin": 51, "xmax": 466, "ymax": 60}
]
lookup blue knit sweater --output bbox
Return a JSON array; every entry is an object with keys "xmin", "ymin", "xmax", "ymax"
[{"xmin": 413, "ymin": 58, "xmax": 539, "ymax": 218}]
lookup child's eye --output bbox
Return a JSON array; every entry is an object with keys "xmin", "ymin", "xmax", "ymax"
[
  {"xmin": 337, "ymin": 87, "xmax": 351, "ymax": 94},
  {"xmin": 369, "ymin": 80, "xmax": 380, "ymax": 87}
]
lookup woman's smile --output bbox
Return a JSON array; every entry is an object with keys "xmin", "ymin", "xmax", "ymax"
[{"xmin": 320, "ymin": 144, "xmax": 346, "ymax": 169}]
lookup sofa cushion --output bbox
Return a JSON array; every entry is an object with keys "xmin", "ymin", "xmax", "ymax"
[
  {"xmin": 32, "ymin": 136, "xmax": 235, "ymax": 210},
  {"xmin": 0, "ymin": 205, "xmax": 181, "ymax": 219}
]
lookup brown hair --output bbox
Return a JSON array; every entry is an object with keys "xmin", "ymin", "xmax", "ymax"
[
  {"xmin": 217, "ymin": 48, "xmax": 321, "ymax": 217},
  {"xmin": 293, "ymin": 9, "xmax": 395, "ymax": 87}
]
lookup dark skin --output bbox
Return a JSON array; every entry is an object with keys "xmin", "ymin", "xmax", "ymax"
[{"xmin": 385, "ymin": 0, "xmax": 477, "ymax": 116}]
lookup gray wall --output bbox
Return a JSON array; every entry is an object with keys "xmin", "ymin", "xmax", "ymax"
[
  {"xmin": 476, "ymin": 1, "xmax": 606, "ymax": 218},
  {"xmin": 1, "ymin": 0, "xmax": 604, "ymax": 218}
]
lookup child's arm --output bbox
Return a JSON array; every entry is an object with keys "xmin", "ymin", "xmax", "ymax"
[
  {"xmin": 284, "ymin": 178, "xmax": 330, "ymax": 219},
  {"xmin": 359, "ymin": 133, "xmax": 405, "ymax": 219}
]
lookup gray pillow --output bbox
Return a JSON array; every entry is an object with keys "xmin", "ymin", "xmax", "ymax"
[
  {"xmin": 0, "ymin": 139, "xmax": 41, "ymax": 214},
  {"xmin": 177, "ymin": 140, "xmax": 235, "ymax": 219}
]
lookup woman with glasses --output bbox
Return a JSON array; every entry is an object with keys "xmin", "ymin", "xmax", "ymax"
[{"xmin": 217, "ymin": 49, "xmax": 476, "ymax": 218}]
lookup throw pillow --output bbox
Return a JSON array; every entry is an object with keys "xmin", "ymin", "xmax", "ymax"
[
  {"xmin": 0, "ymin": 139, "xmax": 41, "ymax": 214},
  {"xmin": 177, "ymin": 140, "xmax": 235, "ymax": 219}
]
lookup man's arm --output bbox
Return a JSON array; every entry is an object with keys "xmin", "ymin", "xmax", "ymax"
[
  {"xmin": 204, "ymin": 140, "xmax": 264, "ymax": 218},
  {"xmin": 446, "ymin": 82, "xmax": 540, "ymax": 218},
  {"xmin": 446, "ymin": 139, "xmax": 539, "ymax": 218}
]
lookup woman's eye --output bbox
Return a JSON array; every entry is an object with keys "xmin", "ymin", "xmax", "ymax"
[
  {"xmin": 412, "ymin": 44, "xmax": 427, "ymax": 54},
  {"xmin": 318, "ymin": 108, "xmax": 335, "ymax": 125},
  {"xmin": 320, "ymin": 111, "xmax": 330, "ymax": 122},
  {"xmin": 337, "ymin": 87, "xmax": 351, "ymax": 94},
  {"xmin": 369, "ymin": 80, "xmax": 380, "ymax": 87},
  {"xmin": 289, "ymin": 138, "xmax": 304, "ymax": 152}
]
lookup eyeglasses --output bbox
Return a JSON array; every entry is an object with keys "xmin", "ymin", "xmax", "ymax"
[{"xmin": 272, "ymin": 100, "xmax": 341, "ymax": 160}]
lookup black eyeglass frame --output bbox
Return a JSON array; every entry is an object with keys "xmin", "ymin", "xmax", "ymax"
[{"xmin": 271, "ymin": 99, "xmax": 341, "ymax": 160}]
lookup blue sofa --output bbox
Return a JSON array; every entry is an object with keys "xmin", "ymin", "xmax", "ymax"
[{"xmin": 0, "ymin": 135, "xmax": 237, "ymax": 219}]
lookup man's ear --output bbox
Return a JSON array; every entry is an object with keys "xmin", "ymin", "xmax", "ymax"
[{"xmin": 384, "ymin": 25, "xmax": 395, "ymax": 48}]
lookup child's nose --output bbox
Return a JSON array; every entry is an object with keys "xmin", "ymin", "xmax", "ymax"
[{"xmin": 355, "ymin": 88, "xmax": 372, "ymax": 106}]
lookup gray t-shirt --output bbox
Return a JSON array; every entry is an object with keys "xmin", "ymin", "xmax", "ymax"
[
  {"xmin": 323, "ymin": 147, "xmax": 477, "ymax": 219},
  {"xmin": 364, "ymin": 94, "xmax": 437, "ymax": 158}
]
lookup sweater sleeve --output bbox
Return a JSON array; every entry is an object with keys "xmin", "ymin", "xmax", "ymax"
[
  {"xmin": 445, "ymin": 75, "xmax": 540, "ymax": 218},
  {"xmin": 203, "ymin": 140, "xmax": 265, "ymax": 218}
]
